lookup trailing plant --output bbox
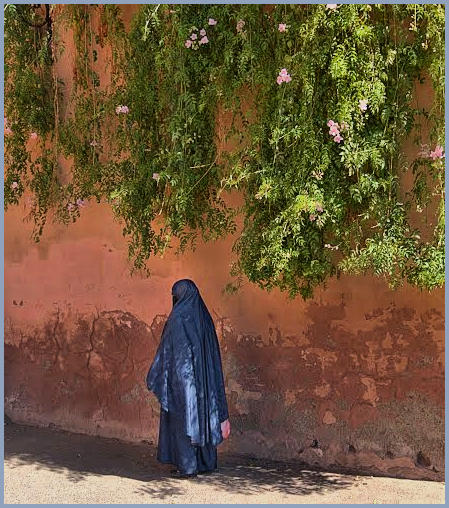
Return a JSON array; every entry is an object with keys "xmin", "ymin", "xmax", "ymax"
[
  {"xmin": 101, "ymin": 4, "xmax": 238, "ymax": 273},
  {"xmin": 4, "ymin": 3, "xmax": 445, "ymax": 298},
  {"xmin": 4, "ymin": 4, "xmax": 62, "ymax": 240}
]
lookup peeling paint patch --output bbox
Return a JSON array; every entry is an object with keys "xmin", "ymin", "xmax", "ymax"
[
  {"xmin": 323, "ymin": 410, "xmax": 337, "ymax": 425},
  {"xmin": 360, "ymin": 376, "xmax": 379, "ymax": 406}
]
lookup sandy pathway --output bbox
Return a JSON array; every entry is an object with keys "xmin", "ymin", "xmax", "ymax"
[{"xmin": 4, "ymin": 422, "xmax": 445, "ymax": 504}]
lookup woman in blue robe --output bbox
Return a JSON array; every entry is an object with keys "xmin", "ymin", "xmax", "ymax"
[{"xmin": 146, "ymin": 279, "xmax": 231, "ymax": 478}]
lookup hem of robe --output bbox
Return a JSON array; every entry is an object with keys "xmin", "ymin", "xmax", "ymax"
[{"xmin": 157, "ymin": 408, "xmax": 218, "ymax": 475}]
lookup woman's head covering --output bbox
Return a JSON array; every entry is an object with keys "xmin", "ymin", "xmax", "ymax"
[
  {"xmin": 146, "ymin": 279, "xmax": 229, "ymax": 447},
  {"xmin": 172, "ymin": 278, "xmax": 197, "ymax": 303},
  {"xmin": 170, "ymin": 279, "xmax": 214, "ymax": 338}
]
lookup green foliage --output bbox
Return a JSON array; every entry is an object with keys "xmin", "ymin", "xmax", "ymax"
[
  {"xmin": 4, "ymin": 4, "xmax": 445, "ymax": 298},
  {"xmin": 4, "ymin": 3, "xmax": 59, "ymax": 239},
  {"xmin": 102, "ymin": 4, "xmax": 238, "ymax": 273}
]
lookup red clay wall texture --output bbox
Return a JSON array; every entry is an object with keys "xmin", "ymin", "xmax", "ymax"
[{"xmin": 4, "ymin": 5, "xmax": 444, "ymax": 481}]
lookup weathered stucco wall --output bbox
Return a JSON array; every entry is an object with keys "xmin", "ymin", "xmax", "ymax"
[{"xmin": 4, "ymin": 5, "xmax": 444, "ymax": 481}]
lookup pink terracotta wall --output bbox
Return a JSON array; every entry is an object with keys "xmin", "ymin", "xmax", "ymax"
[{"xmin": 4, "ymin": 5, "xmax": 444, "ymax": 481}]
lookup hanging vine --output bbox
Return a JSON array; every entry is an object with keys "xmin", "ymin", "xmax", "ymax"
[
  {"xmin": 4, "ymin": 3, "xmax": 445, "ymax": 299},
  {"xmin": 4, "ymin": 3, "xmax": 62, "ymax": 241}
]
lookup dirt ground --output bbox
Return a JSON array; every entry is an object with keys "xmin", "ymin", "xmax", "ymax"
[{"xmin": 3, "ymin": 421, "xmax": 445, "ymax": 504}]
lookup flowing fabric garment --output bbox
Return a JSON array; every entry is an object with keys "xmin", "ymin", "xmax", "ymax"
[{"xmin": 146, "ymin": 279, "xmax": 229, "ymax": 474}]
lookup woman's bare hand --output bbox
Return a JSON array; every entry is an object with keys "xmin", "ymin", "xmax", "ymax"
[{"xmin": 221, "ymin": 419, "xmax": 231, "ymax": 439}]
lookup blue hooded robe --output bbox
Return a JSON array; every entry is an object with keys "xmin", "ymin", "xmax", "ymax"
[{"xmin": 146, "ymin": 279, "xmax": 229, "ymax": 474}]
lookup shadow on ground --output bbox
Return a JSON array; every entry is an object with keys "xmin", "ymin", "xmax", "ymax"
[{"xmin": 5, "ymin": 421, "xmax": 355, "ymax": 501}]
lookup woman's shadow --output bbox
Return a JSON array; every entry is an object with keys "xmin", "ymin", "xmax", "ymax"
[{"xmin": 5, "ymin": 420, "xmax": 355, "ymax": 501}]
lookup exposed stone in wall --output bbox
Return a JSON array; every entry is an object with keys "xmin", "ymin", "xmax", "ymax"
[{"xmin": 5, "ymin": 300, "xmax": 444, "ymax": 481}]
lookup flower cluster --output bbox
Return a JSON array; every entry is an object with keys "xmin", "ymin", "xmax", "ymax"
[
  {"xmin": 185, "ymin": 26, "xmax": 210, "ymax": 49},
  {"xmin": 418, "ymin": 143, "xmax": 445, "ymax": 160},
  {"xmin": 236, "ymin": 19, "xmax": 245, "ymax": 34},
  {"xmin": 326, "ymin": 4, "xmax": 339, "ymax": 11},
  {"xmin": 430, "ymin": 145, "xmax": 444, "ymax": 160},
  {"xmin": 67, "ymin": 198, "xmax": 86, "ymax": 211},
  {"xmin": 11, "ymin": 181, "xmax": 18, "ymax": 190},
  {"xmin": 327, "ymin": 119, "xmax": 348, "ymax": 143},
  {"xmin": 116, "ymin": 105, "xmax": 129, "ymax": 114},
  {"xmin": 359, "ymin": 99, "xmax": 368, "ymax": 112},
  {"xmin": 4, "ymin": 117, "xmax": 13, "ymax": 136},
  {"xmin": 277, "ymin": 68, "xmax": 292, "ymax": 85},
  {"xmin": 278, "ymin": 23, "xmax": 288, "ymax": 32},
  {"xmin": 309, "ymin": 202, "xmax": 324, "ymax": 221}
]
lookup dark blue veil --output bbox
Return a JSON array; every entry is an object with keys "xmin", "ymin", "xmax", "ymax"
[{"xmin": 146, "ymin": 279, "xmax": 229, "ymax": 447}]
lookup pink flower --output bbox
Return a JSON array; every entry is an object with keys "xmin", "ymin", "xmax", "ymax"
[
  {"xmin": 76, "ymin": 198, "xmax": 86, "ymax": 207},
  {"xmin": 237, "ymin": 19, "xmax": 245, "ymax": 33},
  {"xmin": 359, "ymin": 99, "xmax": 368, "ymax": 112},
  {"xmin": 327, "ymin": 119, "xmax": 335, "ymax": 127},
  {"xmin": 309, "ymin": 214, "xmax": 317, "ymax": 221},
  {"xmin": 329, "ymin": 125, "xmax": 340, "ymax": 136},
  {"xmin": 199, "ymin": 36, "xmax": 209, "ymax": 45},
  {"xmin": 116, "ymin": 105, "xmax": 129, "ymax": 114},
  {"xmin": 278, "ymin": 23, "xmax": 287, "ymax": 32},
  {"xmin": 152, "ymin": 172, "xmax": 160, "ymax": 181},
  {"xmin": 185, "ymin": 39, "xmax": 192, "ymax": 48},
  {"xmin": 190, "ymin": 32, "xmax": 198, "ymax": 41},
  {"xmin": 67, "ymin": 203, "xmax": 75, "ymax": 211},
  {"xmin": 11, "ymin": 181, "xmax": 18, "ymax": 189},
  {"xmin": 30, "ymin": 132, "xmax": 38, "ymax": 140},
  {"xmin": 326, "ymin": 4, "xmax": 338, "ymax": 10},
  {"xmin": 430, "ymin": 145, "xmax": 445, "ymax": 160},
  {"xmin": 90, "ymin": 140, "xmax": 98, "ymax": 147},
  {"xmin": 316, "ymin": 204, "xmax": 324, "ymax": 212},
  {"xmin": 208, "ymin": 18, "xmax": 217, "ymax": 26},
  {"xmin": 277, "ymin": 68, "xmax": 292, "ymax": 84},
  {"xmin": 200, "ymin": 28, "xmax": 207, "ymax": 36},
  {"xmin": 333, "ymin": 134, "xmax": 343, "ymax": 143}
]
